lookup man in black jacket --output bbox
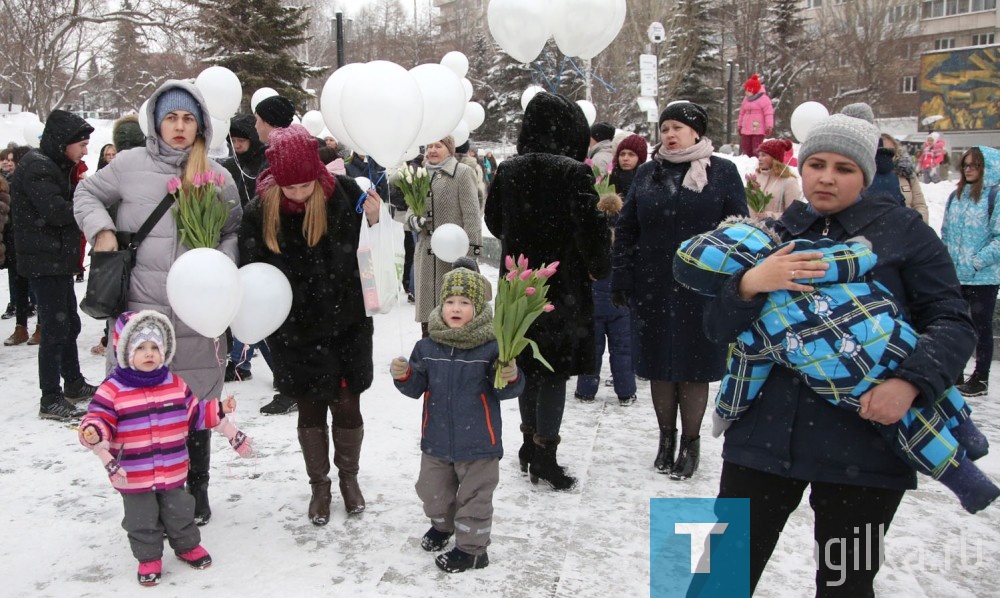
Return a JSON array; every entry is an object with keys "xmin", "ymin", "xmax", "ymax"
[
  {"xmin": 220, "ymin": 114, "xmax": 266, "ymax": 208},
  {"xmin": 10, "ymin": 110, "xmax": 98, "ymax": 421}
]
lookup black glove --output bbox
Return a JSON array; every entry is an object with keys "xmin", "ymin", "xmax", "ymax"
[{"xmin": 611, "ymin": 290, "xmax": 630, "ymax": 308}]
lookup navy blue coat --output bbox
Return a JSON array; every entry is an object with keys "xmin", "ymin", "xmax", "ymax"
[
  {"xmin": 394, "ymin": 337, "xmax": 524, "ymax": 462},
  {"xmin": 612, "ymin": 154, "xmax": 747, "ymax": 381},
  {"xmin": 10, "ymin": 111, "xmax": 92, "ymax": 277},
  {"xmin": 706, "ymin": 194, "xmax": 975, "ymax": 490}
]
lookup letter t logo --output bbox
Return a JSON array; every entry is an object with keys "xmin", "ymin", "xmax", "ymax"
[{"xmin": 674, "ymin": 523, "xmax": 729, "ymax": 573}]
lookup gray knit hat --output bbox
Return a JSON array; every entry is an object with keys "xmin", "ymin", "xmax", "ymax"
[
  {"xmin": 154, "ymin": 88, "xmax": 204, "ymax": 132},
  {"xmin": 839, "ymin": 102, "xmax": 875, "ymax": 124},
  {"xmin": 797, "ymin": 114, "xmax": 879, "ymax": 187}
]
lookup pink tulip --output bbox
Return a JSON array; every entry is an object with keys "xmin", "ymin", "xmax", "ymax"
[
  {"xmin": 536, "ymin": 267, "xmax": 556, "ymax": 279},
  {"xmin": 519, "ymin": 269, "xmax": 533, "ymax": 281},
  {"xmin": 584, "ymin": 158, "xmax": 594, "ymax": 167},
  {"xmin": 167, "ymin": 176, "xmax": 182, "ymax": 194},
  {"xmin": 547, "ymin": 260, "xmax": 560, "ymax": 272},
  {"xmin": 517, "ymin": 254, "xmax": 528, "ymax": 270},
  {"xmin": 525, "ymin": 287, "xmax": 536, "ymax": 295},
  {"xmin": 505, "ymin": 271, "xmax": 517, "ymax": 281},
  {"xmin": 505, "ymin": 255, "xmax": 515, "ymax": 270},
  {"xmin": 542, "ymin": 304, "xmax": 555, "ymax": 312}
]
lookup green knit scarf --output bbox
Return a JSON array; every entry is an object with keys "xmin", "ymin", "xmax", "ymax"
[{"xmin": 428, "ymin": 304, "xmax": 496, "ymax": 349}]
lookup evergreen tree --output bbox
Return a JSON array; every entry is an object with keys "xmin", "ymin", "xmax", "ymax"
[
  {"xmin": 665, "ymin": 0, "xmax": 723, "ymax": 136},
  {"xmin": 190, "ymin": 0, "xmax": 326, "ymax": 110},
  {"xmin": 477, "ymin": 36, "xmax": 533, "ymax": 145},
  {"xmin": 760, "ymin": 0, "xmax": 812, "ymax": 134},
  {"xmin": 108, "ymin": 0, "xmax": 152, "ymax": 113}
]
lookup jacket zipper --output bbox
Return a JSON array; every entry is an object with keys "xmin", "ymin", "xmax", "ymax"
[{"xmin": 822, "ymin": 217, "xmax": 831, "ymax": 236}]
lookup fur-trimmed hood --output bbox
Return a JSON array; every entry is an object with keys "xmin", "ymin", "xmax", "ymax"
[{"xmin": 113, "ymin": 310, "xmax": 177, "ymax": 369}]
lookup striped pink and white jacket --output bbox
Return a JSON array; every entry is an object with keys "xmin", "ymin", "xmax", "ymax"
[{"xmin": 80, "ymin": 372, "xmax": 221, "ymax": 494}]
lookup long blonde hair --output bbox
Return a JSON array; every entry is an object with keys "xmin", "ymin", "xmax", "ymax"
[
  {"xmin": 181, "ymin": 137, "xmax": 210, "ymax": 191},
  {"xmin": 261, "ymin": 182, "xmax": 328, "ymax": 253}
]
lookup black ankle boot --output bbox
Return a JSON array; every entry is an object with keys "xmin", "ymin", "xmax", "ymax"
[
  {"xmin": 529, "ymin": 434, "xmax": 576, "ymax": 491},
  {"xmin": 654, "ymin": 429, "xmax": 677, "ymax": 474},
  {"xmin": 957, "ymin": 372, "xmax": 989, "ymax": 398},
  {"xmin": 518, "ymin": 424, "xmax": 535, "ymax": 474},
  {"xmin": 670, "ymin": 436, "xmax": 701, "ymax": 480}
]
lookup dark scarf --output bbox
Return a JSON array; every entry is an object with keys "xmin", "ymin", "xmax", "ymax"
[
  {"xmin": 110, "ymin": 366, "xmax": 171, "ymax": 388},
  {"xmin": 428, "ymin": 304, "xmax": 496, "ymax": 349}
]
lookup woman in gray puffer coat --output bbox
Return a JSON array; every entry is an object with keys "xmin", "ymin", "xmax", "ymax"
[{"xmin": 74, "ymin": 80, "xmax": 242, "ymax": 527}]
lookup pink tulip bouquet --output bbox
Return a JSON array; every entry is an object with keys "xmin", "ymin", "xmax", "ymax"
[
  {"xmin": 585, "ymin": 158, "xmax": 616, "ymax": 197},
  {"xmin": 169, "ymin": 171, "xmax": 233, "ymax": 249},
  {"xmin": 744, "ymin": 172, "xmax": 773, "ymax": 215},
  {"xmin": 493, "ymin": 254, "xmax": 557, "ymax": 389}
]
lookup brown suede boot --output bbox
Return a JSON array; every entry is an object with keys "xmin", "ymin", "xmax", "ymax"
[
  {"xmin": 26, "ymin": 325, "xmax": 41, "ymax": 346},
  {"xmin": 4, "ymin": 325, "xmax": 29, "ymax": 346},
  {"xmin": 297, "ymin": 427, "xmax": 332, "ymax": 526},
  {"xmin": 332, "ymin": 425, "xmax": 366, "ymax": 515}
]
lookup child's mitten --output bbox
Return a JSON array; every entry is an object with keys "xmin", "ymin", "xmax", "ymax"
[
  {"xmin": 390, "ymin": 356, "xmax": 410, "ymax": 380},
  {"xmin": 711, "ymin": 411, "xmax": 733, "ymax": 438},
  {"xmin": 92, "ymin": 441, "xmax": 128, "ymax": 485},
  {"xmin": 217, "ymin": 416, "xmax": 254, "ymax": 458},
  {"xmin": 500, "ymin": 359, "xmax": 518, "ymax": 383}
]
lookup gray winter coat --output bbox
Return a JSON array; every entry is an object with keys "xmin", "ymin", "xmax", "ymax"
[
  {"xmin": 410, "ymin": 156, "xmax": 482, "ymax": 322},
  {"xmin": 74, "ymin": 80, "xmax": 242, "ymax": 404}
]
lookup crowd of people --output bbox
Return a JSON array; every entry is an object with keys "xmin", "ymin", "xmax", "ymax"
[{"xmin": 2, "ymin": 71, "xmax": 998, "ymax": 593}]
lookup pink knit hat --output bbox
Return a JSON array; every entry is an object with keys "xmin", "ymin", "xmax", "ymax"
[{"xmin": 259, "ymin": 124, "xmax": 336, "ymax": 197}]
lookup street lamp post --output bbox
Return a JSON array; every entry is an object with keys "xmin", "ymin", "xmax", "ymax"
[{"xmin": 80, "ymin": 91, "xmax": 89, "ymax": 117}]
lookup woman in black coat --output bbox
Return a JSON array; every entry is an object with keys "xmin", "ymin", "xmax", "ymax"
[
  {"xmin": 612, "ymin": 102, "xmax": 747, "ymax": 480},
  {"xmin": 238, "ymin": 125, "xmax": 381, "ymax": 525},
  {"xmin": 707, "ymin": 114, "xmax": 975, "ymax": 595},
  {"xmin": 485, "ymin": 92, "xmax": 611, "ymax": 491}
]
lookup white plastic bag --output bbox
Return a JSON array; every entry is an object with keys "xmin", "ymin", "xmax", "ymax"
[{"xmin": 357, "ymin": 202, "xmax": 400, "ymax": 315}]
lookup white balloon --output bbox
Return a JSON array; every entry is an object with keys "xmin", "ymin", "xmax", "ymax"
[
  {"xmin": 166, "ymin": 248, "xmax": 242, "ymax": 338},
  {"xmin": 301, "ymin": 110, "xmax": 326, "ymax": 136},
  {"xmin": 354, "ymin": 177, "xmax": 372, "ymax": 193},
  {"xmin": 488, "ymin": 0, "xmax": 552, "ymax": 64},
  {"xmin": 461, "ymin": 78, "xmax": 474, "ymax": 102},
  {"xmin": 402, "ymin": 146, "xmax": 420, "ymax": 162},
  {"xmin": 521, "ymin": 85, "xmax": 544, "ymax": 111},
  {"xmin": 550, "ymin": 0, "xmax": 618, "ymax": 58},
  {"xmin": 440, "ymin": 51, "xmax": 469, "ymax": 79},
  {"xmin": 430, "ymin": 223, "xmax": 470, "ymax": 263},
  {"xmin": 22, "ymin": 120, "xmax": 44, "ymax": 148},
  {"xmin": 138, "ymin": 100, "xmax": 150, "ymax": 136},
  {"xmin": 341, "ymin": 61, "xmax": 424, "ymax": 168},
  {"xmin": 250, "ymin": 87, "xmax": 278, "ymax": 112},
  {"xmin": 790, "ymin": 101, "xmax": 830, "ymax": 142},
  {"xmin": 209, "ymin": 116, "xmax": 229, "ymax": 150},
  {"xmin": 576, "ymin": 100, "xmax": 597, "ymax": 126},
  {"xmin": 576, "ymin": 0, "xmax": 627, "ymax": 59},
  {"xmin": 451, "ymin": 121, "xmax": 470, "ymax": 148},
  {"xmin": 229, "ymin": 263, "xmax": 293, "ymax": 345},
  {"xmin": 463, "ymin": 102, "xmax": 486, "ymax": 131},
  {"xmin": 409, "ymin": 63, "xmax": 466, "ymax": 146},
  {"xmin": 194, "ymin": 66, "xmax": 242, "ymax": 120},
  {"xmin": 320, "ymin": 64, "xmax": 364, "ymax": 153}
]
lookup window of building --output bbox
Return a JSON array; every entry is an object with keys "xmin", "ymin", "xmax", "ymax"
[
  {"xmin": 807, "ymin": 0, "xmax": 823, "ymax": 8},
  {"xmin": 888, "ymin": 4, "xmax": 917, "ymax": 23},
  {"xmin": 934, "ymin": 37, "xmax": 956, "ymax": 50},
  {"xmin": 971, "ymin": 33, "xmax": 996, "ymax": 45},
  {"xmin": 922, "ymin": 0, "xmax": 995, "ymax": 18},
  {"xmin": 902, "ymin": 76, "xmax": 917, "ymax": 93}
]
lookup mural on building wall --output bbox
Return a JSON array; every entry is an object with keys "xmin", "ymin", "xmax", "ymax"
[{"xmin": 919, "ymin": 45, "xmax": 999, "ymax": 132}]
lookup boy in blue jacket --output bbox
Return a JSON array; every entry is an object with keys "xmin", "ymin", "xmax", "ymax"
[{"xmin": 391, "ymin": 265, "xmax": 524, "ymax": 573}]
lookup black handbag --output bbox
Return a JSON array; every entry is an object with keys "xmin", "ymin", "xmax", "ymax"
[{"xmin": 79, "ymin": 194, "xmax": 174, "ymax": 320}]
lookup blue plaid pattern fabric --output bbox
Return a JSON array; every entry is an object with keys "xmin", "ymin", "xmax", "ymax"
[{"xmin": 676, "ymin": 219, "xmax": 976, "ymax": 478}]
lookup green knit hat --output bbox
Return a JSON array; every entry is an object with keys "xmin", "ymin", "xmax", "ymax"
[{"xmin": 440, "ymin": 268, "xmax": 487, "ymax": 315}]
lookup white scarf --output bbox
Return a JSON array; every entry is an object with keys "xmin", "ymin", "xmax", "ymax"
[{"xmin": 655, "ymin": 137, "xmax": 714, "ymax": 192}]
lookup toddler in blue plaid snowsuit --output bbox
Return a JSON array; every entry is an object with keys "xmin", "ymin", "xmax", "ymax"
[{"xmin": 675, "ymin": 217, "xmax": 997, "ymax": 513}]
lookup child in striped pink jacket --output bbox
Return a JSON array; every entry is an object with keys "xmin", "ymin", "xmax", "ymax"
[{"xmin": 78, "ymin": 310, "xmax": 252, "ymax": 586}]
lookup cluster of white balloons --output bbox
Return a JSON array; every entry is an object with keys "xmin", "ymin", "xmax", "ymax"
[
  {"xmin": 488, "ymin": 0, "xmax": 626, "ymax": 63},
  {"xmin": 519, "ymin": 85, "xmax": 598, "ymax": 125},
  {"xmin": 319, "ymin": 52, "xmax": 485, "ymax": 168},
  {"xmin": 21, "ymin": 118, "xmax": 44, "ymax": 148},
  {"xmin": 167, "ymin": 249, "xmax": 292, "ymax": 343}
]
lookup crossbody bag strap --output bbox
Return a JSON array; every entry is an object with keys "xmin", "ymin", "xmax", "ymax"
[{"xmin": 128, "ymin": 193, "xmax": 175, "ymax": 249}]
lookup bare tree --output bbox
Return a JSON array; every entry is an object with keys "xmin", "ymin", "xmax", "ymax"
[
  {"xmin": 0, "ymin": 0, "xmax": 191, "ymax": 118},
  {"xmin": 807, "ymin": 0, "xmax": 921, "ymax": 113}
]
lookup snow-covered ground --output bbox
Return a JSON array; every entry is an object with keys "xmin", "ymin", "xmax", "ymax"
[{"xmin": 0, "ymin": 118, "xmax": 997, "ymax": 596}]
